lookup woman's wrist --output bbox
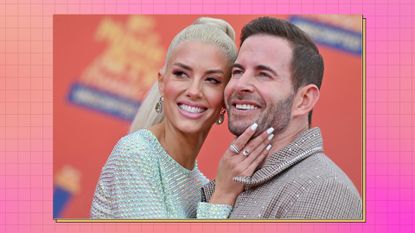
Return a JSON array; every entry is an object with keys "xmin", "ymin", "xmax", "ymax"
[{"xmin": 209, "ymin": 190, "xmax": 238, "ymax": 206}]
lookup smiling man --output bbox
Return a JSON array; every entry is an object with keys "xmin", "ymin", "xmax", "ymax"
[{"xmin": 201, "ymin": 17, "xmax": 362, "ymax": 219}]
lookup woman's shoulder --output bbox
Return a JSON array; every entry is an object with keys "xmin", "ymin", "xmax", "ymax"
[
  {"xmin": 116, "ymin": 129, "xmax": 157, "ymax": 148},
  {"xmin": 191, "ymin": 162, "xmax": 210, "ymax": 185},
  {"xmin": 108, "ymin": 129, "xmax": 162, "ymax": 166},
  {"xmin": 98, "ymin": 129, "xmax": 164, "ymax": 193}
]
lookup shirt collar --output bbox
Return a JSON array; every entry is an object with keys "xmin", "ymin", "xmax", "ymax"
[{"xmin": 234, "ymin": 127, "xmax": 324, "ymax": 187}]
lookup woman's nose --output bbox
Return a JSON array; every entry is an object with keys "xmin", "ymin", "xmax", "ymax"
[{"xmin": 185, "ymin": 79, "xmax": 203, "ymax": 99}]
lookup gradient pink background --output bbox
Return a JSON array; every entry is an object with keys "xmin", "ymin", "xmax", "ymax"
[{"xmin": 0, "ymin": 1, "xmax": 413, "ymax": 233}]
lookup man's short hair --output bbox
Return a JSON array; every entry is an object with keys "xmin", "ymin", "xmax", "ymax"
[{"xmin": 240, "ymin": 17, "xmax": 324, "ymax": 125}]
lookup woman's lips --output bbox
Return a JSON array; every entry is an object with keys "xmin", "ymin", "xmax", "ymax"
[{"xmin": 177, "ymin": 103, "xmax": 207, "ymax": 119}]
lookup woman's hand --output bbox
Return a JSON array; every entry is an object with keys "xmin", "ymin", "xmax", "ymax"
[{"xmin": 209, "ymin": 123, "xmax": 274, "ymax": 206}]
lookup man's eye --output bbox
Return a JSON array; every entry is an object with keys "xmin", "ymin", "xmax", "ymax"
[
  {"xmin": 258, "ymin": 72, "xmax": 272, "ymax": 79},
  {"xmin": 231, "ymin": 69, "xmax": 243, "ymax": 77}
]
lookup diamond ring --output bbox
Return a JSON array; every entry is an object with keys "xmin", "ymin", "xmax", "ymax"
[{"xmin": 242, "ymin": 149, "xmax": 250, "ymax": 156}]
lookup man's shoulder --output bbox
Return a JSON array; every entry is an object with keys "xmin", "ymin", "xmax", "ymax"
[
  {"xmin": 275, "ymin": 153, "xmax": 358, "ymax": 193},
  {"xmin": 290, "ymin": 153, "xmax": 355, "ymax": 184},
  {"xmin": 276, "ymin": 153, "xmax": 362, "ymax": 219},
  {"xmin": 234, "ymin": 153, "xmax": 362, "ymax": 219},
  {"xmin": 268, "ymin": 153, "xmax": 361, "ymax": 214}
]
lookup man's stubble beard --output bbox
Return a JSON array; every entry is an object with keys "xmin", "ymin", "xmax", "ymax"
[{"xmin": 227, "ymin": 93, "xmax": 295, "ymax": 137}]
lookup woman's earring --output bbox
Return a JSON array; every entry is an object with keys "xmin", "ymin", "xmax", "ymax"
[
  {"xmin": 155, "ymin": 96, "xmax": 164, "ymax": 113},
  {"xmin": 216, "ymin": 108, "xmax": 226, "ymax": 125}
]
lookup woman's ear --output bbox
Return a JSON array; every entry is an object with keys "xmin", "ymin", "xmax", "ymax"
[
  {"xmin": 158, "ymin": 67, "xmax": 166, "ymax": 95},
  {"xmin": 292, "ymin": 84, "xmax": 320, "ymax": 117}
]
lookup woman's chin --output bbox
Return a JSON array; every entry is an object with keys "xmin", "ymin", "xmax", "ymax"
[
  {"xmin": 175, "ymin": 121, "xmax": 211, "ymax": 136},
  {"xmin": 177, "ymin": 125, "xmax": 203, "ymax": 135}
]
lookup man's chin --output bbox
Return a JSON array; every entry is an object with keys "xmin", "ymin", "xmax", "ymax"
[{"xmin": 228, "ymin": 122, "xmax": 251, "ymax": 136}]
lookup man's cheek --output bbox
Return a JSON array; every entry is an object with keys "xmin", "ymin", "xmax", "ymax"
[{"xmin": 223, "ymin": 86, "xmax": 232, "ymax": 102}]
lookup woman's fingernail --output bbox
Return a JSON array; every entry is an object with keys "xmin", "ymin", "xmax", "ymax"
[
  {"xmin": 250, "ymin": 123, "xmax": 258, "ymax": 131},
  {"xmin": 266, "ymin": 144, "xmax": 272, "ymax": 151},
  {"xmin": 266, "ymin": 127, "xmax": 274, "ymax": 134},
  {"xmin": 268, "ymin": 134, "xmax": 274, "ymax": 141}
]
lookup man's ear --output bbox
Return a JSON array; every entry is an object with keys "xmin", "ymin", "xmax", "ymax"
[
  {"xmin": 158, "ymin": 67, "xmax": 166, "ymax": 95},
  {"xmin": 292, "ymin": 84, "xmax": 320, "ymax": 117}
]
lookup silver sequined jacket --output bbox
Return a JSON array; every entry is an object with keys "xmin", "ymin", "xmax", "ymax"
[
  {"xmin": 201, "ymin": 128, "xmax": 363, "ymax": 219},
  {"xmin": 90, "ymin": 129, "xmax": 231, "ymax": 219}
]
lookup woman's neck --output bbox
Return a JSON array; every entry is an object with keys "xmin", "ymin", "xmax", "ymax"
[{"xmin": 149, "ymin": 122, "xmax": 207, "ymax": 170}]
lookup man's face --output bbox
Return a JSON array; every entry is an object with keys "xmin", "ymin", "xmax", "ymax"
[{"xmin": 225, "ymin": 34, "xmax": 296, "ymax": 136}]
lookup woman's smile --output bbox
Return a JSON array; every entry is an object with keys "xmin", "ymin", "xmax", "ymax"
[{"xmin": 178, "ymin": 102, "xmax": 208, "ymax": 119}]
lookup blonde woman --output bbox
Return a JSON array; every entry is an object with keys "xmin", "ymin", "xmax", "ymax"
[{"xmin": 91, "ymin": 17, "xmax": 273, "ymax": 219}]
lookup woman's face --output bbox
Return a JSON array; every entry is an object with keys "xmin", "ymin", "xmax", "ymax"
[{"xmin": 159, "ymin": 40, "xmax": 230, "ymax": 135}]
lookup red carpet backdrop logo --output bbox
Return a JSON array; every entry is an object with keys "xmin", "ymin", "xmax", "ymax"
[{"xmin": 67, "ymin": 16, "xmax": 164, "ymax": 121}]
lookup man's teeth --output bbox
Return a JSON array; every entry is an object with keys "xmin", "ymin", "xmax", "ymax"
[
  {"xmin": 236, "ymin": 104, "xmax": 258, "ymax": 110},
  {"xmin": 179, "ymin": 104, "xmax": 205, "ymax": 113}
]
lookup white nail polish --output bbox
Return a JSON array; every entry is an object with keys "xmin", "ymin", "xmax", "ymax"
[
  {"xmin": 268, "ymin": 134, "xmax": 274, "ymax": 141},
  {"xmin": 250, "ymin": 123, "xmax": 258, "ymax": 131},
  {"xmin": 266, "ymin": 144, "xmax": 272, "ymax": 151},
  {"xmin": 266, "ymin": 127, "xmax": 274, "ymax": 134}
]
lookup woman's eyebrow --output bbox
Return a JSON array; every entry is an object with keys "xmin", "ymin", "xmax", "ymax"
[
  {"xmin": 172, "ymin": 62, "xmax": 192, "ymax": 71},
  {"xmin": 205, "ymin": 69, "xmax": 225, "ymax": 75},
  {"xmin": 174, "ymin": 62, "xmax": 225, "ymax": 75}
]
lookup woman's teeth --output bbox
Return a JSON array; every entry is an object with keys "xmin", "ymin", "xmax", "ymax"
[{"xmin": 179, "ymin": 104, "xmax": 205, "ymax": 113}]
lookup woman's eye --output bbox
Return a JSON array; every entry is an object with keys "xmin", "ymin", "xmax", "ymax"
[
  {"xmin": 173, "ymin": 70, "xmax": 188, "ymax": 78},
  {"xmin": 206, "ymin": 77, "xmax": 221, "ymax": 85}
]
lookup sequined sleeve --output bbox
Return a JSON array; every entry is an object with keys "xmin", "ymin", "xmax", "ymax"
[
  {"xmin": 196, "ymin": 202, "xmax": 232, "ymax": 219},
  {"xmin": 197, "ymin": 180, "xmax": 232, "ymax": 219},
  {"xmin": 91, "ymin": 135, "xmax": 168, "ymax": 219},
  {"xmin": 90, "ymin": 173, "xmax": 115, "ymax": 219}
]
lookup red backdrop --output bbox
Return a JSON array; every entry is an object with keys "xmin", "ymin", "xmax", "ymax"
[{"xmin": 53, "ymin": 15, "xmax": 363, "ymax": 218}]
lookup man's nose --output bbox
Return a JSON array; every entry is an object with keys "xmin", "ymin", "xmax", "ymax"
[{"xmin": 233, "ymin": 72, "xmax": 255, "ymax": 93}]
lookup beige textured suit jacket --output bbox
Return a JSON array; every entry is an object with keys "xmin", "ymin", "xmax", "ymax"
[{"xmin": 201, "ymin": 128, "xmax": 362, "ymax": 219}]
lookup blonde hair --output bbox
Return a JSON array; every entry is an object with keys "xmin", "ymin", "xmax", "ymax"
[{"xmin": 129, "ymin": 17, "xmax": 237, "ymax": 133}]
